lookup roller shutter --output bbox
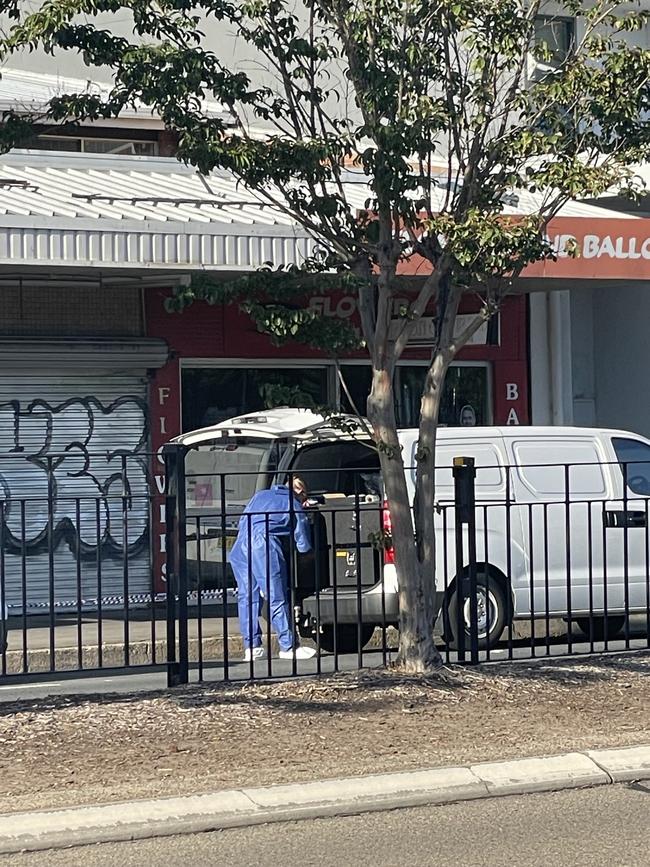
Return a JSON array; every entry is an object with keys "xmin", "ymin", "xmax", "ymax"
[{"xmin": 0, "ymin": 371, "xmax": 153, "ymax": 613}]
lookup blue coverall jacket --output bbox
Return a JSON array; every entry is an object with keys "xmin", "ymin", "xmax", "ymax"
[{"xmin": 228, "ymin": 485, "xmax": 312, "ymax": 651}]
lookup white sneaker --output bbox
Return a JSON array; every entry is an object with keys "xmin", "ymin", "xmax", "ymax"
[
  {"xmin": 243, "ymin": 646, "xmax": 266, "ymax": 662},
  {"xmin": 279, "ymin": 646, "xmax": 317, "ymax": 660}
]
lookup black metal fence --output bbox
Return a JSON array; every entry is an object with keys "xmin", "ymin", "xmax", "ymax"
[
  {"xmin": 164, "ymin": 443, "xmax": 400, "ymax": 685},
  {"xmin": 0, "ymin": 450, "xmax": 167, "ymax": 679},
  {"xmin": 2, "ymin": 444, "xmax": 650, "ymax": 684}
]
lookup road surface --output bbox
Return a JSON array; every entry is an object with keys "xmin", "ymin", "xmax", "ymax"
[{"xmin": 4, "ymin": 782, "xmax": 650, "ymax": 866}]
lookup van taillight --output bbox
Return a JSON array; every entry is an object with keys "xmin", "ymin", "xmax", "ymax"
[{"xmin": 382, "ymin": 500, "xmax": 395, "ymax": 564}]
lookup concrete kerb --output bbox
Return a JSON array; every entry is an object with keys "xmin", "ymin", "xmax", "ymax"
[
  {"xmin": 470, "ymin": 752, "xmax": 609, "ymax": 796},
  {"xmin": 2, "ymin": 744, "xmax": 650, "ymax": 855},
  {"xmin": 2, "ymin": 636, "xmax": 250, "ymax": 675},
  {"xmin": 587, "ymin": 745, "xmax": 650, "ymax": 782}
]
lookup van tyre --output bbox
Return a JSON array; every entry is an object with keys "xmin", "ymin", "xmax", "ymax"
[
  {"xmin": 576, "ymin": 615, "xmax": 625, "ymax": 641},
  {"xmin": 446, "ymin": 574, "xmax": 508, "ymax": 652},
  {"xmin": 318, "ymin": 624, "xmax": 375, "ymax": 655}
]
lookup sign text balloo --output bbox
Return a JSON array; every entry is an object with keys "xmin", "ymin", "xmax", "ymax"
[{"xmin": 551, "ymin": 233, "xmax": 650, "ymax": 260}]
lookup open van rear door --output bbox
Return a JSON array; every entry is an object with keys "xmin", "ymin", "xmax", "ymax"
[{"xmin": 179, "ymin": 434, "xmax": 291, "ymax": 589}]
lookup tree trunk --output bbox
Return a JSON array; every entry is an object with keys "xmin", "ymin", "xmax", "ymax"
[
  {"xmin": 413, "ymin": 351, "xmax": 450, "ymax": 637},
  {"xmin": 367, "ymin": 365, "xmax": 442, "ymax": 674}
]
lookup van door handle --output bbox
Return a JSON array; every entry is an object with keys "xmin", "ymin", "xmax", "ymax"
[{"xmin": 604, "ymin": 509, "xmax": 647, "ymax": 529}]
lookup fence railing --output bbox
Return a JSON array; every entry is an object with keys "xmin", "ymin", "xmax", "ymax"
[
  {"xmin": 2, "ymin": 444, "xmax": 650, "ymax": 683},
  {"xmin": 162, "ymin": 447, "xmax": 650, "ymax": 684},
  {"xmin": 0, "ymin": 450, "xmax": 167, "ymax": 678}
]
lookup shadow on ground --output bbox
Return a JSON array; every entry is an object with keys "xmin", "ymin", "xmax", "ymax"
[{"xmin": 2, "ymin": 648, "xmax": 649, "ymax": 719}]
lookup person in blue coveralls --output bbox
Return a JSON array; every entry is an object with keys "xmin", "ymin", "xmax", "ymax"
[{"xmin": 229, "ymin": 477, "xmax": 317, "ymax": 662}]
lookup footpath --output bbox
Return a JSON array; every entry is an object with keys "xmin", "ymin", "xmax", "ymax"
[
  {"xmin": 1, "ymin": 651, "xmax": 650, "ymax": 853},
  {"xmin": 3, "ymin": 607, "xmax": 573, "ymax": 673},
  {"xmin": 2, "ymin": 610, "xmax": 236, "ymax": 674}
]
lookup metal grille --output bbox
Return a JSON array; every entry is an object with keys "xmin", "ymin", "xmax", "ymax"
[{"xmin": 0, "ymin": 286, "xmax": 143, "ymax": 336}]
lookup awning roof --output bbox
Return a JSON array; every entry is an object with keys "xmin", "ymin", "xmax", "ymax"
[
  {"xmin": 0, "ymin": 150, "xmax": 316, "ymax": 271},
  {"xmin": 0, "ymin": 149, "xmax": 640, "ymax": 274}
]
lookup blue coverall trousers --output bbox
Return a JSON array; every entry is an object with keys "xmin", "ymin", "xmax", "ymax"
[
  {"xmin": 232, "ymin": 529, "xmax": 294, "ymax": 651},
  {"xmin": 228, "ymin": 485, "xmax": 312, "ymax": 652}
]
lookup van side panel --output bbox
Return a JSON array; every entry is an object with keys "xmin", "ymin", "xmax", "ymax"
[
  {"xmin": 404, "ymin": 435, "xmax": 508, "ymax": 504},
  {"xmin": 408, "ymin": 435, "xmax": 526, "ymax": 603},
  {"xmin": 434, "ymin": 519, "xmax": 528, "ymax": 607},
  {"xmin": 505, "ymin": 435, "xmax": 615, "ymax": 617}
]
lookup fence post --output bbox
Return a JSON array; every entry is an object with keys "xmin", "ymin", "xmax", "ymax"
[
  {"xmin": 164, "ymin": 443, "xmax": 190, "ymax": 687},
  {"xmin": 453, "ymin": 456, "xmax": 479, "ymax": 664}
]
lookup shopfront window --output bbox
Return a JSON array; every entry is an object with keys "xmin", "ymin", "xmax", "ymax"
[
  {"xmin": 182, "ymin": 362, "xmax": 490, "ymax": 433},
  {"xmin": 338, "ymin": 366, "xmax": 373, "ymax": 417},
  {"xmin": 182, "ymin": 367, "xmax": 329, "ymax": 431},
  {"xmin": 340, "ymin": 363, "xmax": 489, "ymax": 428},
  {"xmin": 398, "ymin": 365, "xmax": 489, "ymax": 428}
]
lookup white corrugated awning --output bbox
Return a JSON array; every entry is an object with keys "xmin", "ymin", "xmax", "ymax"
[
  {"xmin": 0, "ymin": 150, "xmax": 316, "ymax": 271},
  {"xmin": 0, "ymin": 150, "xmax": 639, "ymax": 273}
]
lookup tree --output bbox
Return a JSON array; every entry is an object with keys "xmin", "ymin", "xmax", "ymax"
[{"xmin": 2, "ymin": 0, "xmax": 649, "ymax": 672}]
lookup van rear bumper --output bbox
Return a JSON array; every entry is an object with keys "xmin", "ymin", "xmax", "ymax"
[
  {"xmin": 301, "ymin": 589, "xmax": 399, "ymax": 625},
  {"xmin": 302, "ymin": 587, "xmax": 445, "ymax": 627}
]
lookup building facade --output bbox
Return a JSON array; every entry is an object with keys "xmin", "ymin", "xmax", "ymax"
[
  {"xmin": 0, "ymin": 100, "xmax": 647, "ymax": 610},
  {"xmin": 526, "ymin": 217, "xmax": 650, "ymax": 435}
]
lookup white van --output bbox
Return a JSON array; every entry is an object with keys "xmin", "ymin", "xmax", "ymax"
[{"xmin": 172, "ymin": 408, "xmax": 650, "ymax": 652}]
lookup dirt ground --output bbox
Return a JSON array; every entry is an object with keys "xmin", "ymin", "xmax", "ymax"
[{"xmin": 1, "ymin": 652, "xmax": 649, "ymax": 815}]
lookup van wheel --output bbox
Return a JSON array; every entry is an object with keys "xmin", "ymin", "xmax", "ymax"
[
  {"xmin": 318, "ymin": 624, "xmax": 375, "ymax": 655},
  {"xmin": 576, "ymin": 615, "xmax": 625, "ymax": 641},
  {"xmin": 446, "ymin": 574, "xmax": 508, "ymax": 652}
]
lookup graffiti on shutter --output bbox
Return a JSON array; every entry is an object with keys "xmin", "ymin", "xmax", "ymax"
[{"xmin": 0, "ymin": 394, "xmax": 150, "ymax": 611}]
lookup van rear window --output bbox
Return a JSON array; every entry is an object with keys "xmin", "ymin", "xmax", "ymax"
[{"xmin": 290, "ymin": 441, "xmax": 380, "ymax": 496}]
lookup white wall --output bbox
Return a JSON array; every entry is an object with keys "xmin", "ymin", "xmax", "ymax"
[
  {"xmin": 3, "ymin": 3, "xmax": 647, "ymax": 98},
  {"xmin": 532, "ymin": 282, "xmax": 650, "ymax": 436},
  {"xmin": 570, "ymin": 287, "xmax": 596, "ymax": 426},
  {"xmin": 529, "ymin": 290, "xmax": 574, "ymax": 426},
  {"xmin": 0, "ymin": 6, "xmax": 338, "ymax": 96}
]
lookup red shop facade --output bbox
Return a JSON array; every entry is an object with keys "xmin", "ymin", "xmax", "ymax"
[{"xmin": 145, "ymin": 289, "xmax": 529, "ymax": 590}]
